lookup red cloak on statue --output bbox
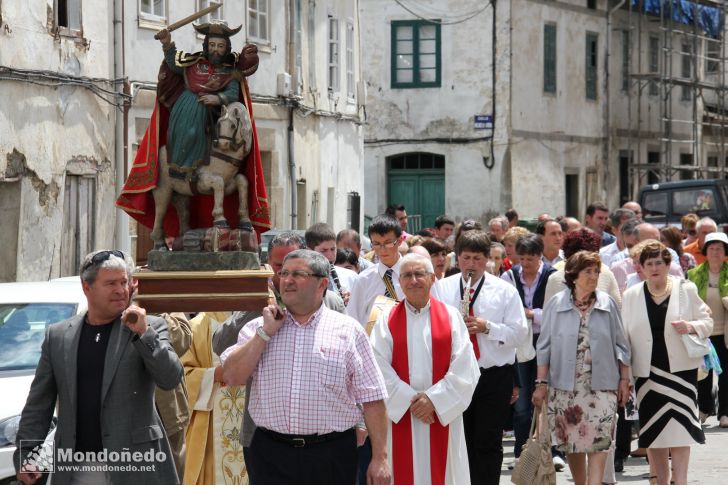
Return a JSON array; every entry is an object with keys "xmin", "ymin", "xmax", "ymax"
[{"xmin": 116, "ymin": 61, "xmax": 271, "ymax": 241}]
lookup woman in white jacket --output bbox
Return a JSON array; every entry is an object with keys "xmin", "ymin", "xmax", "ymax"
[{"xmin": 621, "ymin": 241, "xmax": 712, "ymax": 485}]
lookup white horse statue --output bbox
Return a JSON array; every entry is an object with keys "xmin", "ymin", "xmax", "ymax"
[{"xmin": 150, "ymin": 102, "xmax": 253, "ymax": 249}]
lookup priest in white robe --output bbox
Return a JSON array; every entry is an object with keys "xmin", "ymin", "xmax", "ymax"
[{"xmin": 370, "ymin": 253, "xmax": 480, "ymax": 485}]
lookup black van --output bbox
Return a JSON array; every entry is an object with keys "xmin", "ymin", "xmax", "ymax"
[{"xmin": 638, "ymin": 179, "xmax": 728, "ymax": 228}]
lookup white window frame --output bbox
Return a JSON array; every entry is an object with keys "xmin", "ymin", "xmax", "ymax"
[
  {"xmin": 197, "ymin": 0, "xmax": 223, "ymax": 24},
  {"xmin": 247, "ymin": 0, "xmax": 270, "ymax": 44},
  {"xmin": 346, "ymin": 21, "xmax": 355, "ymax": 100},
  {"xmin": 139, "ymin": 0, "xmax": 166, "ymax": 20},
  {"xmin": 328, "ymin": 15, "xmax": 340, "ymax": 93}
]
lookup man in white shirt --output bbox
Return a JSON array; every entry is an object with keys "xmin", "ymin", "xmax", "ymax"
[
  {"xmin": 348, "ymin": 215, "xmax": 406, "ymax": 327},
  {"xmin": 347, "ymin": 214, "xmax": 407, "ymax": 483},
  {"xmin": 432, "ymin": 231, "xmax": 528, "ymax": 485},
  {"xmin": 599, "ymin": 208, "xmax": 636, "ymax": 267},
  {"xmin": 370, "ymin": 253, "xmax": 479, "ymax": 485}
]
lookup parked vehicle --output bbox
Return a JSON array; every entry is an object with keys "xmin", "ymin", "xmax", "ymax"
[
  {"xmin": 0, "ymin": 279, "xmax": 86, "ymax": 483},
  {"xmin": 639, "ymin": 179, "xmax": 728, "ymax": 229}
]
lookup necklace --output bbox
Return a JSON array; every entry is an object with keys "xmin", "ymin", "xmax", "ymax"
[{"xmin": 647, "ymin": 279, "xmax": 672, "ymax": 298}]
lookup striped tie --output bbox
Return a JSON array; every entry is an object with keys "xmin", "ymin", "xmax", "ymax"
[{"xmin": 383, "ymin": 268, "xmax": 395, "ymax": 299}]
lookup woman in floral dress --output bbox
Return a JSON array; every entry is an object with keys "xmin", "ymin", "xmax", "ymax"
[{"xmin": 534, "ymin": 251, "xmax": 631, "ymax": 485}]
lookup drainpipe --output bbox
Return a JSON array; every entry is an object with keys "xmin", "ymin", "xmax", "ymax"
[
  {"xmin": 113, "ymin": 0, "xmax": 130, "ymax": 252},
  {"xmin": 604, "ymin": 0, "xmax": 626, "ymax": 203},
  {"xmin": 287, "ymin": 0, "xmax": 298, "ymax": 229}
]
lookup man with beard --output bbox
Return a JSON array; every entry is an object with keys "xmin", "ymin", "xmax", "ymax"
[{"xmin": 157, "ymin": 22, "xmax": 243, "ymax": 171}]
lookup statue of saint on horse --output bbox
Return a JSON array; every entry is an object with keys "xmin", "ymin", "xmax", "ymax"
[{"xmin": 116, "ymin": 21, "xmax": 271, "ymax": 249}]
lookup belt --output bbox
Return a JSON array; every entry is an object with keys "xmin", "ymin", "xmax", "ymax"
[{"xmin": 258, "ymin": 427, "xmax": 353, "ymax": 448}]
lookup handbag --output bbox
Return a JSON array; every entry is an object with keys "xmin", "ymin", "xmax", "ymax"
[
  {"xmin": 511, "ymin": 404, "xmax": 556, "ymax": 485},
  {"xmin": 677, "ymin": 279, "xmax": 710, "ymax": 358}
]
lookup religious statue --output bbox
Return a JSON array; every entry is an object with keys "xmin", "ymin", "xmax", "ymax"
[{"xmin": 116, "ymin": 12, "xmax": 271, "ymax": 250}]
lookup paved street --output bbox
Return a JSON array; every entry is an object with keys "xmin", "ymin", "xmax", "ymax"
[{"xmin": 500, "ymin": 417, "xmax": 728, "ymax": 484}]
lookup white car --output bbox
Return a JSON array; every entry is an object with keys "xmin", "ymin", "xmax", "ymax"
[{"xmin": 0, "ymin": 279, "xmax": 86, "ymax": 484}]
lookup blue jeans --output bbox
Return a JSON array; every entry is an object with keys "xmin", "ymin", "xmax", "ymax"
[{"xmin": 513, "ymin": 357, "xmax": 536, "ymax": 457}]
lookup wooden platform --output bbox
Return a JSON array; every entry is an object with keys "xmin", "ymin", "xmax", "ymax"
[{"xmin": 134, "ymin": 266, "xmax": 273, "ymax": 313}]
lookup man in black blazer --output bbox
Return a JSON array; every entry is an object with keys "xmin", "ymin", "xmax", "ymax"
[{"xmin": 14, "ymin": 250, "xmax": 183, "ymax": 485}]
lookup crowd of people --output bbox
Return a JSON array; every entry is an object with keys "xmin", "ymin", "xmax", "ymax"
[{"xmin": 12, "ymin": 201, "xmax": 728, "ymax": 485}]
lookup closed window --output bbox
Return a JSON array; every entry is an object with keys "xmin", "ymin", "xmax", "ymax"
[
  {"xmin": 197, "ymin": 0, "xmax": 223, "ymax": 23},
  {"xmin": 391, "ymin": 20, "xmax": 441, "ymax": 89},
  {"xmin": 328, "ymin": 16, "xmax": 340, "ymax": 93},
  {"xmin": 586, "ymin": 32, "xmax": 598, "ymax": 100},
  {"xmin": 681, "ymin": 42, "xmax": 692, "ymax": 101},
  {"xmin": 346, "ymin": 21, "xmax": 355, "ymax": 99},
  {"xmin": 140, "ymin": 0, "xmax": 165, "ymax": 20},
  {"xmin": 621, "ymin": 30, "xmax": 630, "ymax": 91},
  {"xmin": 648, "ymin": 36, "xmax": 659, "ymax": 96},
  {"xmin": 248, "ymin": 0, "xmax": 269, "ymax": 43},
  {"xmin": 706, "ymin": 39, "xmax": 720, "ymax": 75},
  {"xmin": 543, "ymin": 24, "xmax": 557, "ymax": 94}
]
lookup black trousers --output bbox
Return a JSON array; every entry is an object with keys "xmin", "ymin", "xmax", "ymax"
[
  {"xmin": 464, "ymin": 364, "xmax": 514, "ymax": 485},
  {"xmin": 248, "ymin": 428, "xmax": 357, "ymax": 485},
  {"xmin": 698, "ymin": 335, "xmax": 728, "ymax": 417},
  {"xmin": 615, "ymin": 406, "xmax": 632, "ymax": 460}
]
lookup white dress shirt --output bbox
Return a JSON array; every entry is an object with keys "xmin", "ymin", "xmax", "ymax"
[
  {"xmin": 432, "ymin": 272, "xmax": 528, "ymax": 369},
  {"xmin": 600, "ymin": 241, "xmax": 623, "ymax": 267},
  {"xmin": 347, "ymin": 257, "xmax": 405, "ymax": 326}
]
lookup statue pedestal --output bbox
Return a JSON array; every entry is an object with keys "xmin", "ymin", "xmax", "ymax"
[
  {"xmin": 147, "ymin": 250, "xmax": 260, "ymax": 271},
  {"xmin": 134, "ymin": 265, "xmax": 273, "ymax": 313}
]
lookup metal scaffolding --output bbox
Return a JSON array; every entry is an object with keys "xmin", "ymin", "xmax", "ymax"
[{"xmin": 624, "ymin": 0, "xmax": 728, "ymax": 192}]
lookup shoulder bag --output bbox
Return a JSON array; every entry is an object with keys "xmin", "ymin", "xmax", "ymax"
[{"xmin": 511, "ymin": 404, "xmax": 556, "ymax": 485}]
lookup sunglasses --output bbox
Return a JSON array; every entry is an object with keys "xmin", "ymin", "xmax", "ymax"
[{"xmin": 81, "ymin": 250, "xmax": 125, "ymax": 273}]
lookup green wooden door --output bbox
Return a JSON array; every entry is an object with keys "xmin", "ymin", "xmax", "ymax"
[{"xmin": 387, "ymin": 171, "xmax": 445, "ymax": 228}]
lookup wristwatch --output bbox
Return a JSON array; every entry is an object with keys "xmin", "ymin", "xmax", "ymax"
[
  {"xmin": 256, "ymin": 326, "xmax": 272, "ymax": 342},
  {"xmin": 483, "ymin": 320, "xmax": 490, "ymax": 334}
]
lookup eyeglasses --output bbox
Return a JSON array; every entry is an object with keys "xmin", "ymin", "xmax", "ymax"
[
  {"xmin": 400, "ymin": 270, "xmax": 431, "ymax": 280},
  {"xmin": 277, "ymin": 269, "xmax": 326, "ymax": 281},
  {"xmin": 371, "ymin": 240, "xmax": 399, "ymax": 250},
  {"xmin": 81, "ymin": 250, "xmax": 125, "ymax": 273}
]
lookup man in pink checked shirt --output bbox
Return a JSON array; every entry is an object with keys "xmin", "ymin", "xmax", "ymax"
[{"xmin": 221, "ymin": 249, "xmax": 391, "ymax": 485}]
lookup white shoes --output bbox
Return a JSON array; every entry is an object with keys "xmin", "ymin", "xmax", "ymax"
[{"xmin": 553, "ymin": 455, "xmax": 565, "ymax": 472}]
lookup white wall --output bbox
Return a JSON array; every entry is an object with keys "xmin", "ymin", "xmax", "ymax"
[{"xmin": 0, "ymin": 0, "xmax": 117, "ymax": 281}]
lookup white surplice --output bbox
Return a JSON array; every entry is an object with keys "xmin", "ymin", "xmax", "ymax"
[{"xmin": 370, "ymin": 300, "xmax": 480, "ymax": 485}]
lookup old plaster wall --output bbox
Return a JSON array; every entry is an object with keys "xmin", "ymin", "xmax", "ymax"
[
  {"xmin": 509, "ymin": 0, "xmax": 612, "ymax": 215},
  {"xmin": 361, "ymin": 0, "xmax": 498, "ymax": 221},
  {"xmin": 0, "ymin": 0, "xmax": 116, "ymax": 281}
]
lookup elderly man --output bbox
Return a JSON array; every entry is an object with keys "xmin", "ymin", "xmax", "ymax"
[
  {"xmin": 221, "ymin": 250, "xmax": 390, "ymax": 485},
  {"xmin": 15, "ymin": 250, "xmax": 182, "ymax": 485},
  {"xmin": 370, "ymin": 254, "xmax": 479, "ymax": 484},
  {"xmin": 683, "ymin": 217, "xmax": 718, "ymax": 265},
  {"xmin": 488, "ymin": 216, "xmax": 509, "ymax": 243},
  {"xmin": 432, "ymin": 231, "xmax": 528, "ymax": 485},
  {"xmin": 622, "ymin": 200, "xmax": 643, "ymax": 220}
]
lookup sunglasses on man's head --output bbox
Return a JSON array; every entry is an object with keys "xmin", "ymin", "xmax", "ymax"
[{"xmin": 82, "ymin": 250, "xmax": 125, "ymax": 272}]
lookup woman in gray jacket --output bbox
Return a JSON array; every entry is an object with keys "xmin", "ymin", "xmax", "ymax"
[{"xmin": 533, "ymin": 251, "xmax": 631, "ymax": 485}]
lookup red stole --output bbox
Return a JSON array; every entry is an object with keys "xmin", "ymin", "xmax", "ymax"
[{"xmin": 387, "ymin": 298, "xmax": 451, "ymax": 485}]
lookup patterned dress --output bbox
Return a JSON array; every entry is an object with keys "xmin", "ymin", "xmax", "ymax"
[{"xmin": 548, "ymin": 304, "xmax": 617, "ymax": 453}]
